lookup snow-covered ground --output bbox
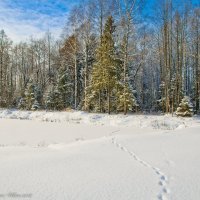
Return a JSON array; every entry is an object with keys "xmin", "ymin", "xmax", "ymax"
[
  {"xmin": 0, "ymin": 109, "xmax": 200, "ymax": 130},
  {"xmin": 0, "ymin": 110, "xmax": 200, "ymax": 200}
]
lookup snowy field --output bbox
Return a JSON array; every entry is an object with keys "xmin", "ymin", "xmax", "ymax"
[{"xmin": 0, "ymin": 110, "xmax": 200, "ymax": 200}]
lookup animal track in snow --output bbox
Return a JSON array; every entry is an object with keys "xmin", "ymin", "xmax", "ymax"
[{"xmin": 111, "ymin": 137, "xmax": 171, "ymax": 200}]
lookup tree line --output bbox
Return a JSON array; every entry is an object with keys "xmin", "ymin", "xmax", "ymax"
[{"xmin": 0, "ymin": 0, "xmax": 199, "ymax": 114}]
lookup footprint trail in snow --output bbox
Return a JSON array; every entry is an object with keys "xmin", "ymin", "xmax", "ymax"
[{"xmin": 111, "ymin": 137, "xmax": 171, "ymax": 200}]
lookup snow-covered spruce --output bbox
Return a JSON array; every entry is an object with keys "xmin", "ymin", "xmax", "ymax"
[{"xmin": 176, "ymin": 96, "xmax": 194, "ymax": 117}]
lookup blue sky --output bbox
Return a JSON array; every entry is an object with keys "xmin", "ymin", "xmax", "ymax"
[
  {"xmin": 0, "ymin": 0, "xmax": 199, "ymax": 42},
  {"xmin": 0, "ymin": 0, "xmax": 79, "ymax": 42}
]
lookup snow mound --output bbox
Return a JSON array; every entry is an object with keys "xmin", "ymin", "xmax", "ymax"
[{"xmin": 151, "ymin": 118, "xmax": 186, "ymax": 130}]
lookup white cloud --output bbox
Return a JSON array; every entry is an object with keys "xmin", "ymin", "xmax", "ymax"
[{"xmin": 0, "ymin": 0, "xmax": 72, "ymax": 43}]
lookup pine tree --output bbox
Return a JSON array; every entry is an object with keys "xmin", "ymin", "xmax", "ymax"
[
  {"xmin": 45, "ymin": 67, "xmax": 73, "ymax": 111},
  {"xmin": 45, "ymin": 86, "xmax": 60, "ymax": 110},
  {"xmin": 117, "ymin": 83, "xmax": 136, "ymax": 114},
  {"xmin": 56, "ymin": 67, "xmax": 73, "ymax": 109},
  {"xmin": 31, "ymin": 100, "xmax": 40, "ymax": 110},
  {"xmin": 18, "ymin": 97, "xmax": 26, "ymax": 110},
  {"xmin": 45, "ymin": 86, "xmax": 56, "ymax": 110},
  {"xmin": 88, "ymin": 16, "xmax": 119, "ymax": 114},
  {"xmin": 45, "ymin": 86, "xmax": 62, "ymax": 111},
  {"xmin": 34, "ymin": 84, "xmax": 42, "ymax": 109},
  {"xmin": 176, "ymin": 96, "xmax": 194, "ymax": 117},
  {"xmin": 24, "ymin": 80, "xmax": 35, "ymax": 110},
  {"xmin": 23, "ymin": 80, "xmax": 42, "ymax": 110}
]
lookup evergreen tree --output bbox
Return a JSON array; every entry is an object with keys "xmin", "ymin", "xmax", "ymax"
[
  {"xmin": 88, "ymin": 16, "xmax": 119, "ymax": 114},
  {"xmin": 176, "ymin": 96, "xmax": 194, "ymax": 117},
  {"xmin": 45, "ymin": 86, "xmax": 62, "ymax": 110},
  {"xmin": 24, "ymin": 80, "xmax": 35, "ymax": 110},
  {"xmin": 23, "ymin": 80, "xmax": 42, "ymax": 110},
  {"xmin": 46, "ymin": 89, "xmax": 54, "ymax": 110},
  {"xmin": 56, "ymin": 67, "xmax": 73, "ymax": 109},
  {"xmin": 31, "ymin": 100, "xmax": 40, "ymax": 110},
  {"xmin": 117, "ymin": 83, "xmax": 136, "ymax": 114},
  {"xmin": 18, "ymin": 97, "xmax": 26, "ymax": 110},
  {"xmin": 34, "ymin": 84, "xmax": 42, "ymax": 109},
  {"xmin": 45, "ymin": 86, "xmax": 56, "ymax": 110},
  {"xmin": 45, "ymin": 68, "xmax": 73, "ymax": 111}
]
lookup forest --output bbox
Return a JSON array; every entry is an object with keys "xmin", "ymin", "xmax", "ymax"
[{"xmin": 0, "ymin": 0, "xmax": 199, "ymax": 115}]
